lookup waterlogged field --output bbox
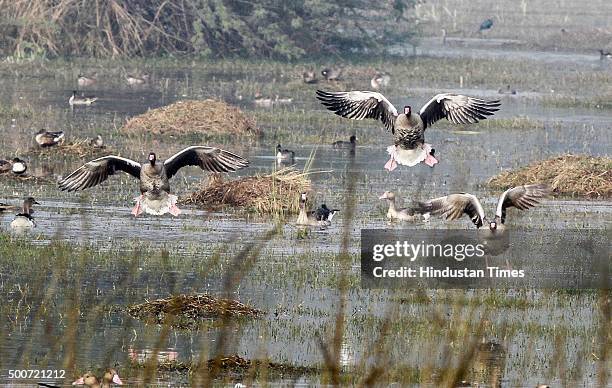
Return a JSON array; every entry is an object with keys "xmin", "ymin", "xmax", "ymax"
[{"xmin": 0, "ymin": 20, "xmax": 610, "ymax": 388}]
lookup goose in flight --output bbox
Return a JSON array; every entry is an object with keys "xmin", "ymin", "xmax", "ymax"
[
  {"xmin": 417, "ymin": 184, "xmax": 549, "ymax": 232},
  {"xmin": 58, "ymin": 146, "xmax": 249, "ymax": 216},
  {"xmin": 316, "ymin": 90, "xmax": 500, "ymax": 170}
]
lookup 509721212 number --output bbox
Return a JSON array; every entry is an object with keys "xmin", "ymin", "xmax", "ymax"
[{"xmin": 7, "ymin": 369, "xmax": 66, "ymax": 379}]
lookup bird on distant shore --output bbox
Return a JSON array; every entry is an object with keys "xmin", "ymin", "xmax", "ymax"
[
  {"xmin": 126, "ymin": 73, "xmax": 150, "ymax": 85},
  {"xmin": 370, "ymin": 71, "xmax": 391, "ymax": 90},
  {"xmin": 321, "ymin": 67, "xmax": 342, "ymax": 81},
  {"xmin": 478, "ymin": 18, "xmax": 494, "ymax": 32},
  {"xmin": 303, "ymin": 70, "xmax": 317, "ymax": 84},
  {"xmin": 58, "ymin": 146, "xmax": 249, "ymax": 217},
  {"xmin": 34, "ymin": 129, "xmax": 65, "ymax": 147},
  {"xmin": 416, "ymin": 184, "xmax": 550, "ymax": 232},
  {"xmin": 599, "ymin": 49, "xmax": 612, "ymax": 60},
  {"xmin": 276, "ymin": 144, "xmax": 295, "ymax": 163},
  {"xmin": 77, "ymin": 73, "xmax": 97, "ymax": 87},
  {"xmin": 69, "ymin": 90, "xmax": 97, "ymax": 105},
  {"xmin": 0, "ymin": 157, "xmax": 27, "ymax": 175},
  {"xmin": 316, "ymin": 90, "xmax": 500, "ymax": 171}
]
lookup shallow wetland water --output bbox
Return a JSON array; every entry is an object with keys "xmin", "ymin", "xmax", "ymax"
[{"xmin": 0, "ymin": 35, "xmax": 610, "ymax": 387}]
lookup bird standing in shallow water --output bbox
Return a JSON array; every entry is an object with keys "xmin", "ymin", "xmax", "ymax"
[
  {"xmin": 58, "ymin": 146, "xmax": 249, "ymax": 217},
  {"xmin": 316, "ymin": 90, "xmax": 500, "ymax": 171},
  {"xmin": 10, "ymin": 197, "xmax": 39, "ymax": 230}
]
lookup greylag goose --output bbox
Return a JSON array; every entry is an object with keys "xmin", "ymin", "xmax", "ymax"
[
  {"xmin": 303, "ymin": 70, "xmax": 317, "ymax": 84},
  {"xmin": 379, "ymin": 191, "xmax": 428, "ymax": 221},
  {"xmin": 58, "ymin": 146, "xmax": 249, "ymax": 217},
  {"xmin": 332, "ymin": 135, "xmax": 357, "ymax": 151},
  {"xmin": 0, "ymin": 157, "xmax": 27, "ymax": 175},
  {"xmin": 10, "ymin": 197, "xmax": 39, "ymax": 230},
  {"xmin": 315, "ymin": 204, "xmax": 340, "ymax": 222},
  {"xmin": 72, "ymin": 369, "xmax": 123, "ymax": 387},
  {"xmin": 126, "ymin": 73, "xmax": 150, "ymax": 85},
  {"xmin": 276, "ymin": 144, "xmax": 295, "ymax": 163},
  {"xmin": 599, "ymin": 49, "xmax": 612, "ymax": 60},
  {"xmin": 296, "ymin": 193, "xmax": 331, "ymax": 227},
  {"xmin": 77, "ymin": 73, "xmax": 97, "ymax": 87},
  {"xmin": 417, "ymin": 184, "xmax": 550, "ymax": 231},
  {"xmin": 69, "ymin": 90, "xmax": 97, "ymax": 105},
  {"xmin": 321, "ymin": 67, "xmax": 342, "ymax": 81},
  {"xmin": 35, "ymin": 129, "xmax": 65, "ymax": 147},
  {"xmin": 316, "ymin": 90, "xmax": 500, "ymax": 170},
  {"xmin": 370, "ymin": 72, "xmax": 390, "ymax": 90}
]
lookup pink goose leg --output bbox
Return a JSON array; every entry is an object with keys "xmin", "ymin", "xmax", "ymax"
[
  {"xmin": 423, "ymin": 144, "xmax": 438, "ymax": 167},
  {"xmin": 132, "ymin": 195, "xmax": 143, "ymax": 217},
  {"xmin": 169, "ymin": 204, "xmax": 181, "ymax": 216},
  {"xmin": 384, "ymin": 157, "xmax": 398, "ymax": 171}
]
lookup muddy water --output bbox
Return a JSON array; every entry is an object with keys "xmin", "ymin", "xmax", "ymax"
[{"xmin": 0, "ymin": 59, "xmax": 609, "ymax": 387}]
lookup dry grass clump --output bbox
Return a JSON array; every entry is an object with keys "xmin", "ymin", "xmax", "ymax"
[
  {"xmin": 489, "ymin": 155, "xmax": 612, "ymax": 198},
  {"xmin": 127, "ymin": 294, "xmax": 262, "ymax": 328},
  {"xmin": 120, "ymin": 100, "xmax": 259, "ymax": 136},
  {"xmin": 28, "ymin": 139, "xmax": 109, "ymax": 158},
  {"xmin": 134, "ymin": 354, "xmax": 317, "ymax": 377},
  {"xmin": 181, "ymin": 167, "xmax": 311, "ymax": 215}
]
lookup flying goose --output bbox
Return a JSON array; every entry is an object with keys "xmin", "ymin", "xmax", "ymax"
[
  {"xmin": 316, "ymin": 90, "xmax": 500, "ymax": 170},
  {"xmin": 58, "ymin": 146, "xmax": 249, "ymax": 217},
  {"xmin": 321, "ymin": 67, "xmax": 342, "ymax": 81},
  {"xmin": 0, "ymin": 157, "xmax": 27, "ymax": 175},
  {"xmin": 332, "ymin": 135, "xmax": 357, "ymax": 151},
  {"xmin": 126, "ymin": 73, "xmax": 150, "ymax": 85},
  {"xmin": 303, "ymin": 70, "xmax": 317, "ymax": 84},
  {"xmin": 69, "ymin": 90, "xmax": 98, "ymax": 105},
  {"xmin": 276, "ymin": 144, "xmax": 295, "ymax": 163},
  {"xmin": 77, "ymin": 73, "xmax": 97, "ymax": 87},
  {"xmin": 379, "ymin": 191, "xmax": 428, "ymax": 221},
  {"xmin": 10, "ymin": 197, "xmax": 39, "ymax": 230},
  {"xmin": 417, "ymin": 184, "xmax": 550, "ymax": 231},
  {"xmin": 296, "ymin": 193, "xmax": 332, "ymax": 227},
  {"xmin": 370, "ymin": 72, "xmax": 391, "ymax": 90},
  {"xmin": 35, "ymin": 129, "xmax": 65, "ymax": 147},
  {"xmin": 72, "ymin": 369, "xmax": 123, "ymax": 387},
  {"xmin": 599, "ymin": 49, "xmax": 612, "ymax": 60}
]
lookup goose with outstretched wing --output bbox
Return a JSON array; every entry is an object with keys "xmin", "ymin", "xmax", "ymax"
[
  {"xmin": 58, "ymin": 146, "xmax": 249, "ymax": 216},
  {"xmin": 416, "ymin": 184, "xmax": 550, "ymax": 232},
  {"xmin": 316, "ymin": 90, "xmax": 500, "ymax": 171}
]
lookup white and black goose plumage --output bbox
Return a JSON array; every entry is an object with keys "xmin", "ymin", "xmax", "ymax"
[
  {"xmin": 417, "ymin": 184, "xmax": 550, "ymax": 231},
  {"xmin": 316, "ymin": 90, "xmax": 500, "ymax": 170},
  {"xmin": 58, "ymin": 146, "xmax": 249, "ymax": 216}
]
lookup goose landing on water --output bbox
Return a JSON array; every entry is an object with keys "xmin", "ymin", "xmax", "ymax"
[
  {"xmin": 317, "ymin": 90, "xmax": 500, "ymax": 171},
  {"xmin": 416, "ymin": 184, "xmax": 550, "ymax": 233},
  {"xmin": 58, "ymin": 146, "xmax": 249, "ymax": 217}
]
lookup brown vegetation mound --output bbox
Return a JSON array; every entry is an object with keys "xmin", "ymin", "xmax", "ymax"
[
  {"xmin": 120, "ymin": 100, "xmax": 259, "ymax": 136},
  {"xmin": 28, "ymin": 139, "xmax": 109, "ymax": 158},
  {"xmin": 181, "ymin": 167, "xmax": 311, "ymax": 215},
  {"xmin": 488, "ymin": 155, "xmax": 611, "ymax": 198},
  {"xmin": 127, "ymin": 294, "xmax": 262, "ymax": 328}
]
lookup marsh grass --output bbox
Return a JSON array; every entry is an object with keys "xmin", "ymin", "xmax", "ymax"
[
  {"xmin": 489, "ymin": 154, "xmax": 612, "ymax": 198},
  {"xmin": 27, "ymin": 138, "xmax": 111, "ymax": 158}
]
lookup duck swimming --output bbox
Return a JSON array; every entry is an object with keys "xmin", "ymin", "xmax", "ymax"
[
  {"xmin": 0, "ymin": 157, "xmax": 27, "ymax": 175},
  {"xmin": 379, "ymin": 191, "xmax": 428, "ymax": 221},
  {"xmin": 297, "ymin": 192, "xmax": 332, "ymax": 227},
  {"xmin": 332, "ymin": 135, "xmax": 357, "ymax": 151},
  {"xmin": 10, "ymin": 197, "xmax": 39, "ymax": 230},
  {"xmin": 316, "ymin": 90, "xmax": 500, "ymax": 170},
  {"xmin": 69, "ymin": 90, "xmax": 98, "ymax": 105},
  {"xmin": 58, "ymin": 146, "xmax": 249, "ymax": 216},
  {"xmin": 276, "ymin": 144, "xmax": 295, "ymax": 163},
  {"xmin": 77, "ymin": 73, "xmax": 97, "ymax": 87}
]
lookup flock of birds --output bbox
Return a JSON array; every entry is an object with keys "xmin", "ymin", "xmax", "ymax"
[{"xmin": 1, "ymin": 67, "xmax": 553, "ymax": 235}]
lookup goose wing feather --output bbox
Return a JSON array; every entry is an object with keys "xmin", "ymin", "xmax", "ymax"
[
  {"xmin": 419, "ymin": 93, "xmax": 500, "ymax": 129},
  {"xmin": 495, "ymin": 184, "xmax": 550, "ymax": 223},
  {"xmin": 316, "ymin": 90, "xmax": 398, "ymax": 131},
  {"xmin": 58, "ymin": 155, "xmax": 141, "ymax": 191},
  {"xmin": 164, "ymin": 146, "xmax": 249, "ymax": 179},
  {"xmin": 418, "ymin": 193, "xmax": 485, "ymax": 227}
]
